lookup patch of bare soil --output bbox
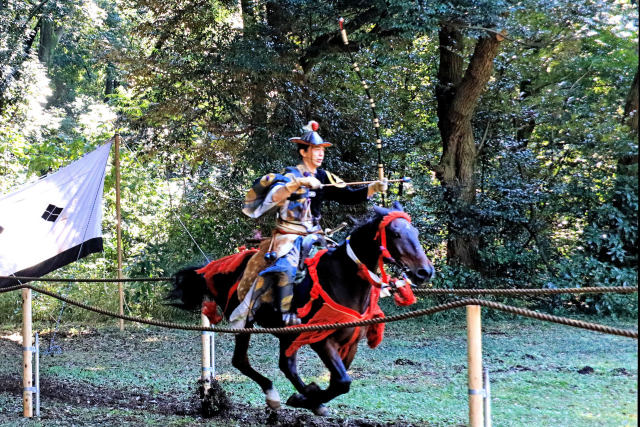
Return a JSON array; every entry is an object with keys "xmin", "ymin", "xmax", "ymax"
[{"xmin": 0, "ymin": 375, "xmax": 416, "ymax": 426}]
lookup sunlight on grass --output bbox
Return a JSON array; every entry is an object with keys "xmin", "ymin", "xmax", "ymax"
[
  {"xmin": 0, "ymin": 319, "xmax": 635, "ymax": 425},
  {"xmin": 0, "ymin": 332, "xmax": 21, "ymax": 343}
]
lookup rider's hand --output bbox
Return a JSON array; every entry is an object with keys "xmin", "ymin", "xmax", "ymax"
[
  {"xmin": 296, "ymin": 176, "xmax": 322, "ymax": 189},
  {"xmin": 368, "ymin": 178, "xmax": 388, "ymax": 197}
]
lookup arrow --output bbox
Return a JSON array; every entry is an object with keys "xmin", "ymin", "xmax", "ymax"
[{"xmin": 322, "ymin": 177, "xmax": 411, "ymax": 188}]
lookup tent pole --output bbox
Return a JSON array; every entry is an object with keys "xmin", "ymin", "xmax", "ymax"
[{"xmin": 115, "ymin": 134, "xmax": 124, "ymax": 331}]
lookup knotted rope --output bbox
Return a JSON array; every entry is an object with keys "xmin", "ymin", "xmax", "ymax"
[{"xmin": 1, "ymin": 284, "xmax": 636, "ymax": 339}]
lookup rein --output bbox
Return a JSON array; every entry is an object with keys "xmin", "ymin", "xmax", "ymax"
[{"xmin": 345, "ymin": 211, "xmax": 412, "ymax": 287}]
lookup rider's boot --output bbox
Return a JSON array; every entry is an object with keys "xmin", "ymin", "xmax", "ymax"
[{"xmin": 270, "ymin": 272, "xmax": 301, "ymax": 326}]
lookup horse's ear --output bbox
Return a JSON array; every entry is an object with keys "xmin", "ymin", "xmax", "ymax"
[
  {"xmin": 391, "ymin": 201, "xmax": 404, "ymax": 211},
  {"xmin": 373, "ymin": 205, "xmax": 391, "ymax": 217}
]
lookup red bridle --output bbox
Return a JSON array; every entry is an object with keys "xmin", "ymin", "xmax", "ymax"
[
  {"xmin": 349, "ymin": 211, "xmax": 412, "ymax": 287},
  {"xmin": 374, "ymin": 211, "xmax": 411, "ymax": 284}
]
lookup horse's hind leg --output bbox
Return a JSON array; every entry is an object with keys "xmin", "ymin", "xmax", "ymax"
[{"xmin": 232, "ymin": 333, "xmax": 280, "ymax": 409}]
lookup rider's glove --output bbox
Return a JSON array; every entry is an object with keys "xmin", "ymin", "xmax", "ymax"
[
  {"xmin": 367, "ymin": 178, "xmax": 388, "ymax": 198},
  {"xmin": 295, "ymin": 176, "xmax": 322, "ymax": 190},
  {"xmin": 278, "ymin": 176, "xmax": 321, "ymax": 203}
]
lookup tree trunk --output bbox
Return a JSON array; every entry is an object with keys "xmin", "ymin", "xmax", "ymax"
[
  {"xmin": 435, "ymin": 24, "xmax": 505, "ymax": 268},
  {"xmin": 0, "ymin": 19, "xmax": 40, "ymax": 113},
  {"xmin": 38, "ymin": 18, "xmax": 61, "ymax": 64},
  {"xmin": 104, "ymin": 63, "xmax": 118, "ymax": 100},
  {"xmin": 609, "ymin": 69, "xmax": 639, "ymax": 268},
  {"xmin": 623, "ymin": 69, "xmax": 638, "ymax": 132}
]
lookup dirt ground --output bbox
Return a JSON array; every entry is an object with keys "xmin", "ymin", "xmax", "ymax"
[
  {"xmin": 0, "ymin": 328, "xmax": 426, "ymax": 426},
  {"xmin": 0, "ymin": 319, "xmax": 636, "ymax": 426},
  {"xmin": 0, "ymin": 374, "xmax": 414, "ymax": 426}
]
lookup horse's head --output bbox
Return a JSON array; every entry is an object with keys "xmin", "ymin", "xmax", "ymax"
[{"xmin": 374, "ymin": 201, "xmax": 435, "ymax": 285}]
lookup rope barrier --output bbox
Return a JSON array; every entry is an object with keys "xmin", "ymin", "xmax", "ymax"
[
  {"xmin": 413, "ymin": 286, "xmax": 637, "ymax": 295},
  {"xmin": 1, "ymin": 284, "xmax": 636, "ymax": 339},
  {"xmin": 2, "ymin": 276, "xmax": 635, "ymax": 297},
  {"xmin": 0, "ymin": 276, "xmax": 171, "ymax": 283}
]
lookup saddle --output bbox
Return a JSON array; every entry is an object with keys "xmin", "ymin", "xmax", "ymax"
[{"xmin": 236, "ymin": 233, "xmax": 326, "ymax": 302}]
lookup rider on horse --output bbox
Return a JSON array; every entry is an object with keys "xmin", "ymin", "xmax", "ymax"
[{"xmin": 239, "ymin": 120, "xmax": 387, "ymax": 326}]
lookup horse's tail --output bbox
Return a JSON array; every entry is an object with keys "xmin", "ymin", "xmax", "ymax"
[
  {"xmin": 167, "ymin": 248, "xmax": 259, "ymax": 313},
  {"xmin": 167, "ymin": 266, "xmax": 210, "ymax": 311}
]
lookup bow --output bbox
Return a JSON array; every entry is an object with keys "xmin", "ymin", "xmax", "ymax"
[{"xmin": 338, "ymin": 17, "xmax": 386, "ymax": 206}]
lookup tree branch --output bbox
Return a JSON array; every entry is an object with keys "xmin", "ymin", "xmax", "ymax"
[
  {"xmin": 299, "ymin": 6, "xmax": 382, "ymax": 72},
  {"xmin": 26, "ymin": 0, "xmax": 50, "ymax": 24},
  {"xmin": 476, "ymin": 121, "xmax": 491, "ymax": 154},
  {"xmin": 451, "ymin": 30, "xmax": 506, "ymax": 118}
]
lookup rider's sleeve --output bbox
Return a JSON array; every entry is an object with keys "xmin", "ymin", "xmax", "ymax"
[
  {"xmin": 242, "ymin": 173, "xmax": 290, "ymax": 218},
  {"xmin": 320, "ymin": 170, "xmax": 368, "ymax": 204}
]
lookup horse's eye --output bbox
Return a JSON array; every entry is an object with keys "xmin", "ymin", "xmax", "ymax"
[{"xmin": 390, "ymin": 230, "xmax": 401, "ymax": 239}]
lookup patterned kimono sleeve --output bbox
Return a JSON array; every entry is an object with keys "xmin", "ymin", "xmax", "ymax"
[{"xmin": 242, "ymin": 173, "xmax": 291, "ymax": 218}]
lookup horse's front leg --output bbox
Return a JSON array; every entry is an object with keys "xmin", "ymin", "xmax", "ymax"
[
  {"xmin": 278, "ymin": 338, "xmax": 314, "ymax": 394},
  {"xmin": 285, "ymin": 337, "xmax": 352, "ymax": 415},
  {"xmin": 309, "ymin": 338, "xmax": 352, "ymax": 403},
  {"xmin": 341, "ymin": 339, "xmax": 360, "ymax": 370},
  {"xmin": 232, "ymin": 330, "xmax": 280, "ymax": 409},
  {"xmin": 278, "ymin": 338, "xmax": 324, "ymax": 398}
]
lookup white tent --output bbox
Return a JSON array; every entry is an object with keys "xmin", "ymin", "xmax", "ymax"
[{"xmin": 0, "ymin": 143, "xmax": 111, "ymax": 287}]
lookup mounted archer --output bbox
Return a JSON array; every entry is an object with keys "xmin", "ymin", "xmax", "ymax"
[
  {"xmin": 169, "ymin": 202, "xmax": 434, "ymax": 415},
  {"xmin": 237, "ymin": 120, "xmax": 387, "ymax": 326}
]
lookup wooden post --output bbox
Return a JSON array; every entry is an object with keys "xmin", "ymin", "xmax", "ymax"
[
  {"xmin": 467, "ymin": 305, "xmax": 483, "ymax": 427},
  {"xmin": 201, "ymin": 312, "xmax": 212, "ymax": 393},
  {"xmin": 114, "ymin": 134, "xmax": 124, "ymax": 331},
  {"xmin": 22, "ymin": 288, "xmax": 33, "ymax": 417},
  {"xmin": 35, "ymin": 332, "xmax": 40, "ymax": 417}
]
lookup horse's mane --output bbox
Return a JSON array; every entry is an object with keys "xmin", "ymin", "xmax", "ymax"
[
  {"xmin": 348, "ymin": 212, "xmax": 382, "ymax": 232},
  {"xmin": 342, "ymin": 211, "xmax": 386, "ymax": 243}
]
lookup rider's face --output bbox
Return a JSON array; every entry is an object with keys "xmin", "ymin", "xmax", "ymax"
[{"xmin": 301, "ymin": 146, "xmax": 325, "ymax": 170}]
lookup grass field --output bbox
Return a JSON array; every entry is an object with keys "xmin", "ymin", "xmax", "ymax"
[{"xmin": 0, "ymin": 308, "xmax": 637, "ymax": 426}]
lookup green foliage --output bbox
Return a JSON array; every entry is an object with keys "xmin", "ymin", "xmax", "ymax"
[{"xmin": 0, "ymin": 0, "xmax": 637, "ymax": 322}]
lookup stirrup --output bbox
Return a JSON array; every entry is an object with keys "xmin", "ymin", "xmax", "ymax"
[{"xmin": 282, "ymin": 312, "xmax": 301, "ymax": 326}]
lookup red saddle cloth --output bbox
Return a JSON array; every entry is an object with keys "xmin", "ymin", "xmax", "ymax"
[
  {"xmin": 285, "ymin": 250, "xmax": 385, "ymax": 359},
  {"xmin": 196, "ymin": 247, "xmax": 258, "ymax": 324}
]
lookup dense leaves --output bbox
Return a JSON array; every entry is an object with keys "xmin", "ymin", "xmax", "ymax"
[{"xmin": 0, "ymin": 0, "xmax": 637, "ymax": 322}]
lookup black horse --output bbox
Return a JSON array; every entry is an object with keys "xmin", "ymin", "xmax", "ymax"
[{"xmin": 169, "ymin": 203, "xmax": 434, "ymax": 415}]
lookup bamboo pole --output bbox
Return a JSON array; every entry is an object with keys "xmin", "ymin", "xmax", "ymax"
[
  {"xmin": 115, "ymin": 134, "xmax": 124, "ymax": 331},
  {"xmin": 467, "ymin": 305, "xmax": 484, "ymax": 427},
  {"xmin": 22, "ymin": 288, "xmax": 33, "ymax": 417},
  {"xmin": 201, "ymin": 312, "xmax": 212, "ymax": 393}
]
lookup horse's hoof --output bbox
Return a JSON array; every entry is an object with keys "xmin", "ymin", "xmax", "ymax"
[
  {"xmin": 313, "ymin": 404, "xmax": 329, "ymax": 417},
  {"xmin": 265, "ymin": 388, "xmax": 281, "ymax": 409},
  {"xmin": 304, "ymin": 382, "xmax": 321, "ymax": 394},
  {"xmin": 286, "ymin": 393, "xmax": 306, "ymax": 408}
]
